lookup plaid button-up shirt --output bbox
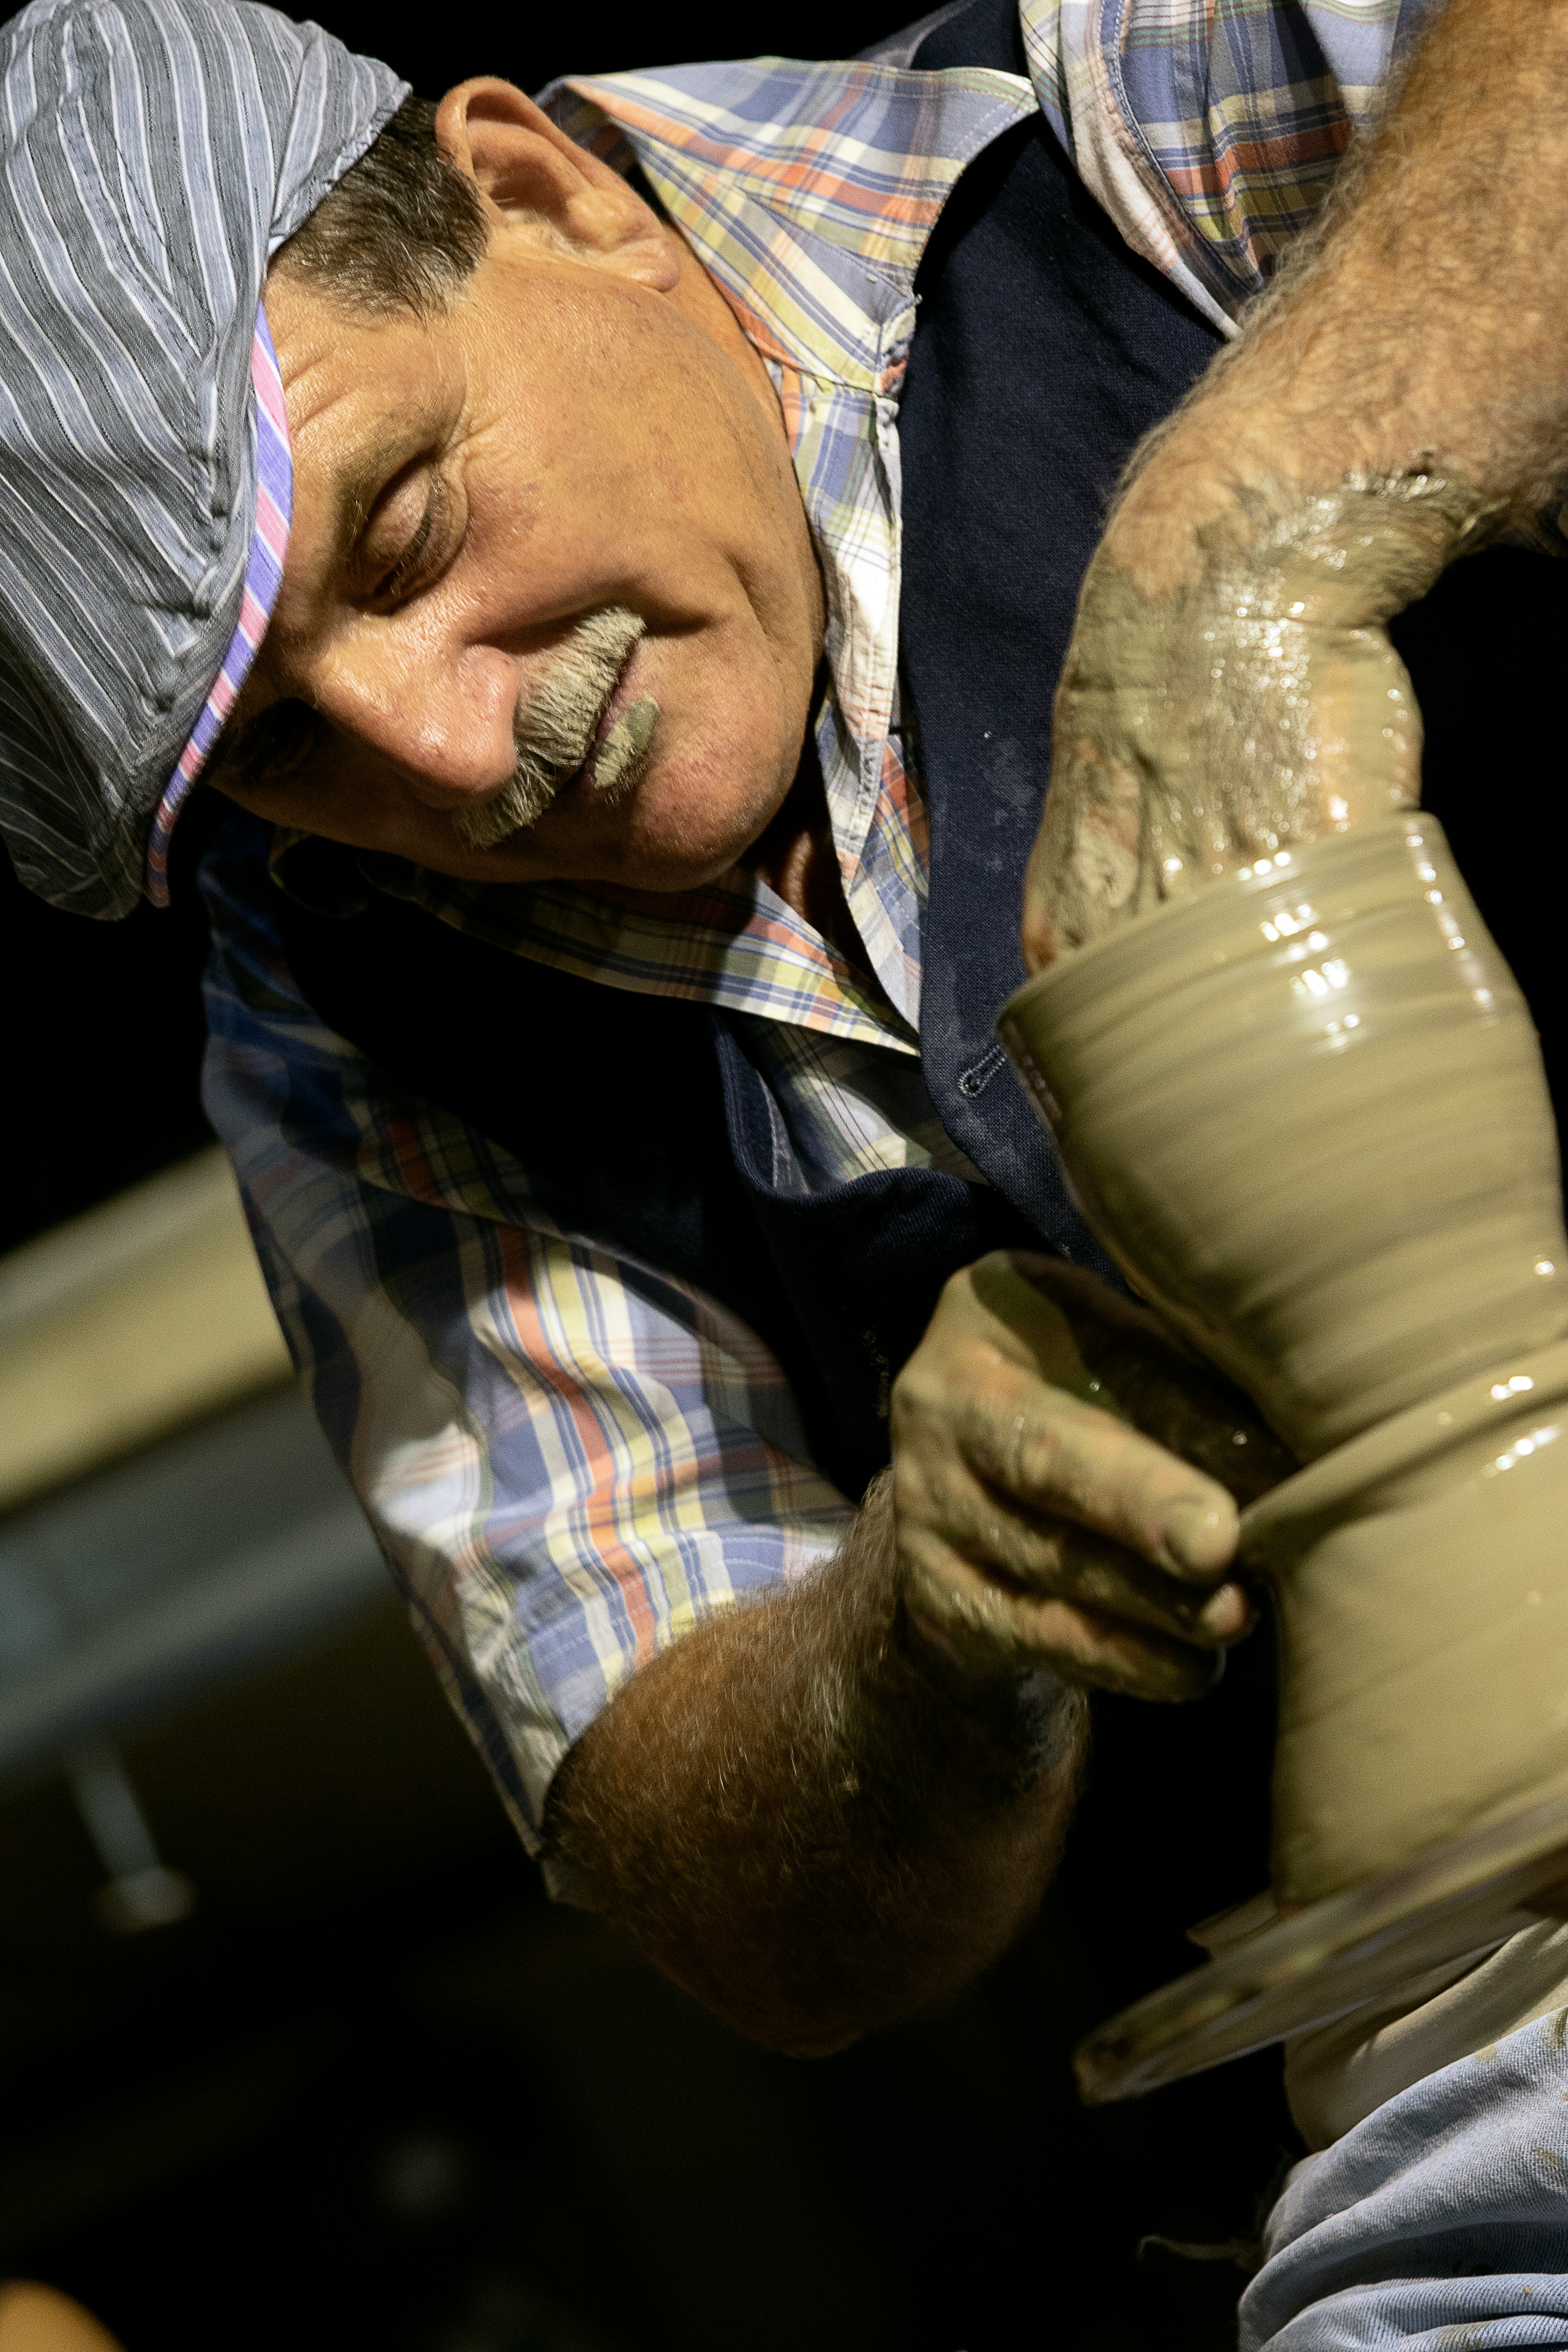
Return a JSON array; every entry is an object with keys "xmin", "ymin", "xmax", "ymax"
[{"xmin": 203, "ymin": 0, "xmax": 1418, "ymax": 1859}]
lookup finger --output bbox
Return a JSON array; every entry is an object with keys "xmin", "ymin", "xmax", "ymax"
[
  {"xmin": 909, "ymin": 1465, "xmax": 1255, "ymax": 1646},
  {"xmin": 904, "ymin": 1546, "xmax": 1225, "ymax": 1704},
  {"xmin": 954, "ymin": 1383, "xmax": 1241, "ymax": 1584},
  {"xmin": 978, "ymin": 1527, "xmax": 1256, "ymax": 1647}
]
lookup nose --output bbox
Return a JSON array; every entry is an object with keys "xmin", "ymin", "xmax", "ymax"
[{"xmin": 310, "ymin": 639, "xmax": 522, "ymax": 813}]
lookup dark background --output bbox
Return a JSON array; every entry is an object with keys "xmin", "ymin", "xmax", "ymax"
[{"xmin": 7, "ymin": 1, "xmax": 1568, "ymax": 2343}]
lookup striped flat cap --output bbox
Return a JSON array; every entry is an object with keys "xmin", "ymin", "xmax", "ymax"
[{"xmin": 0, "ymin": 0, "xmax": 407, "ymax": 916}]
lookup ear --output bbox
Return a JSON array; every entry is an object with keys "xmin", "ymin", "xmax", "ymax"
[{"xmin": 435, "ymin": 79, "xmax": 680, "ymax": 290}]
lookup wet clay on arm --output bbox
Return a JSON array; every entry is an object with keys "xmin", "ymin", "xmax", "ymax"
[{"xmin": 1023, "ymin": 0, "xmax": 1568, "ymax": 967}]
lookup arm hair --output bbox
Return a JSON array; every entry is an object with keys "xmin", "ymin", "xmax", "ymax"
[
  {"xmin": 544, "ymin": 1472, "xmax": 1086, "ymax": 2054},
  {"xmin": 1110, "ymin": 0, "xmax": 1568, "ymax": 576}
]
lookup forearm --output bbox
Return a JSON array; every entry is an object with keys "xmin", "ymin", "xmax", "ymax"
[
  {"xmin": 543, "ymin": 1472, "xmax": 1087, "ymax": 2054},
  {"xmin": 1027, "ymin": 0, "xmax": 1568, "ymax": 963},
  {"xmin": 1121, "ymin": 0, "xmax": 1568, "ymax": 572}
]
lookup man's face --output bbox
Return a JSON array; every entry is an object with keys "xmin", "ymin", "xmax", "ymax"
[{"xmin": 214, "ymin": 88, "xmax": 824, "ymax": 891}]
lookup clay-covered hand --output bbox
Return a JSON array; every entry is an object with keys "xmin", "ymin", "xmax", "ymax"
[
  {"xmin": 890, "ymin": 1253, "xmax": 1292, "ymax": 1701},
  {"xmin": 1020, "ymin": 464, "xmax": 1496, "ymax": 970}
]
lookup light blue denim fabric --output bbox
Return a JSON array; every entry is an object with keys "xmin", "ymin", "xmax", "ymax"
[{"xmin": 1242, "ymin": 2008, "xmax": 1568, "ymax": 2349}]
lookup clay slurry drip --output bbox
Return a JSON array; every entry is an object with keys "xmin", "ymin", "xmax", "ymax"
[
  {"xmin": 1000, "ymin": 814, "xmax": 1568, "ymax": 2094},
  {"xmin": 1025, "ymin": 464, "xmax": 1505, "ymax": 964}
]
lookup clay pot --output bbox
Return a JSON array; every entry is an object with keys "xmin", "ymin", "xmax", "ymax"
[{"xmin": 1000, "ymin": 815, "xmax": 1568, "ymax": 1908}]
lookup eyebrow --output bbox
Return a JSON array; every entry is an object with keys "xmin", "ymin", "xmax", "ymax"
[
  {"xmin": 265, "ymin": 436, "xmax": 392, "ymax": 645},
  {"xmin": 259, "ymin": 331, "xmax": 461, "ymax": 690}
]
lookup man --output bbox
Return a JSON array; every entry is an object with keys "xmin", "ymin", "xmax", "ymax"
[{"xmin": 3, "ymin": 0, "xmax": 1567, "ymax": 2336}]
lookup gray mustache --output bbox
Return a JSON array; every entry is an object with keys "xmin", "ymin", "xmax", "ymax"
[{"xmin": 453, "ymin": 606, "xmax": 647, "ymax": 851}]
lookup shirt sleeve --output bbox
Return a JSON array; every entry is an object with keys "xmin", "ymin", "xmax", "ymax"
[
  {"xmin": 1019, "ymin": 0, "xmax": 1424, "ymax": 333},
  {"xmin": 1240, "ymin": 2008, "xmax": 1568, "ymax": 2351},
  {"xmin": 198, "ymin": 830, "xmax": 853, "ymax": 1863}
]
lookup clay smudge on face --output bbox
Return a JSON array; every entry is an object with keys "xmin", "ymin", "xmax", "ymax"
[
  {"xmin": 1034, "ymin": 465, "xmax": 1504, "ymax": 958},
  {"xmin": 594, "ymin": 694, "xmax": 658, "ymax": 797},
  {"xmin": 453, "ymin": 605, "xmax": 647, "ymax": 849}
]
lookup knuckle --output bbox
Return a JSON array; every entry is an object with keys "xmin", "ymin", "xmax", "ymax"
[
  {"xmin": 932, "ymin": 1263, "xmax": 981, "ymax": 1326},
  {"xmin": 889, "ymin": 1356, "xmax": 939, "ymax": 1427},
  {"xmin": 973, "ymin": 1248, "xmax": 1022, "ymax": 1284},
  {"xmin": 911, "ymin": 1566, "xmax": 1020, "ymax": 1664},
  {"xmin": 1004, "ymin": 1521, "xmax": 1068, "ymax": 1594},
  {"xmin": 1004, "ymin": 1407, "xmax": 1068, "ymax": 1498},
  {"xmin": 889, "ymin": 1452, "xmax": 927, "ymax": 1530},
  {"xmin": 900, "ymin": 1542, "xmax": 956, "ymax": 1621}
]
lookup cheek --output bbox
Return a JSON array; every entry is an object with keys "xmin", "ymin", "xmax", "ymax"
[{"xmin": 479, "ymin": 302, "xmax": 781, "ymax": 579}]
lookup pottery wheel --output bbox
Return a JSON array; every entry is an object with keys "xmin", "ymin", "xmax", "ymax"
[{"xmin": 1075, "ymin": 1784, "xmax": 1568, "ymax": 2103}]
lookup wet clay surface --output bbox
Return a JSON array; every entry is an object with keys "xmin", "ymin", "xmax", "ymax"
[
  {"xmin": 1027, "ymin": 468, "xmax": 1502, "ymax": 962},
  {"xmin": 1003, "ymin": 817, "xmax": 1568, "ymax": 1898},
  {"xmin": 1256, "ymin": 1339, "xmax": 1568, "ymax": 1898},
  {"xmin": 1005, "ymin": 816, "xmax": 1568, "ymax": 1461}
]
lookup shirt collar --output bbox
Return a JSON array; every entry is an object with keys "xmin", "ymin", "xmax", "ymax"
[{"xmin": 550, "ymin": 56, "xmax": 1035, "ymax": 390}]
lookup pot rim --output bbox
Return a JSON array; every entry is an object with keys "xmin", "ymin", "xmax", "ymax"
[{"xmin": 998, "ymin": 810, "xmax": 1437, "ymax": 1033}]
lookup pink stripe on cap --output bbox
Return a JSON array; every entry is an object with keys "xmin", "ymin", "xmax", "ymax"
[{"xmin": 144, "ymin": 302, "xmax": 293, "ymax": 907}]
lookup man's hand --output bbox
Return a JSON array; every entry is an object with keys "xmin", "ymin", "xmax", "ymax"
[
  {"xmin": 1021, "ymin": 0, "xmax": 1568, "ymax": 969},
  {"xmin": 545, "ymin": 1263, "xmax": 1287, "ymax": 2048},
  {"xmin": 892, "ymin": 1254, "xmax": 1292, "ymax": 1701},
  {"xmin": 1021, "ymin": 471, "xmax": 1484, "ymax": 965},
  {"xmin": 547, "ymin": 1272, "xmax": 1287, "ymax": 2048}
]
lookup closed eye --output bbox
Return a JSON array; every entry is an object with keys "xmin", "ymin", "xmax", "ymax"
[
  {"xmin": 357, "ymin": 457, "xmax": 463, "ymax": 610},
  {"xmin": 374, "ymin": 486, "xmax": 440, "ymax": 603}
]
